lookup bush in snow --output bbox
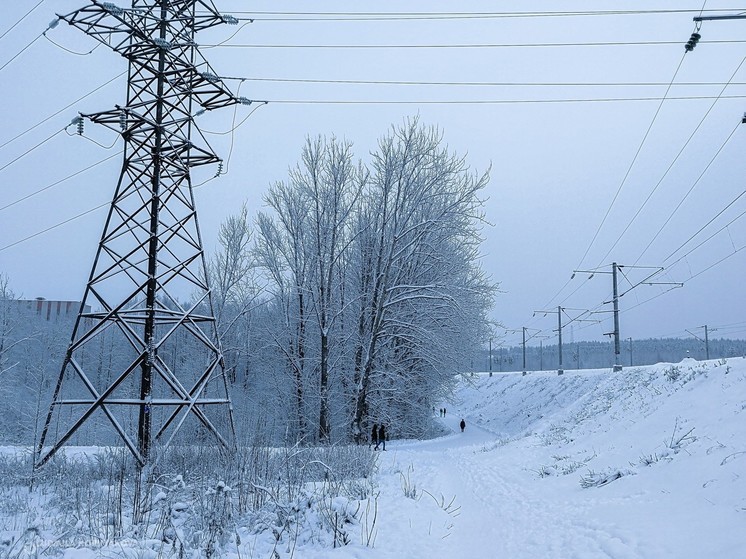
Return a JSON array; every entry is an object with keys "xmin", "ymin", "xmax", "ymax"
[
  {"xmin": 666, "ymin": 419, "xmax": 696, "ymax": 453},
  {"xmin": 399, "ymin": 465, "xmax": 418, "ymax": 499},
  {"xmin": 579, "ymin": 468, "xmax": 633, "ymax": 488},
  {"xmin": 663, "ymin": 365, "xmax": 682, "ymax": 382},
  {"xmin": 0, "ymin": 441, "xmax": 378, "ymax": 557},
  {"xmin": 534, "ymin": 464, "xmax": 556, "ymax": 478},
  {"xmin": 638, "ymin": 453, "xmax": 660, "ymax": 467}
]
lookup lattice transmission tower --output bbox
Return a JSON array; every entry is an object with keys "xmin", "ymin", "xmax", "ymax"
[{"xmin": 36, "ymin": 0, "xmax": 249, "ymax": 468}]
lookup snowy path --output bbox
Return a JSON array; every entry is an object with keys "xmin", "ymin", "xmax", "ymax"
[
  {"xmin": 352, "ymin": 361, "xmax": 746, "ymax": 559},
  {"xmin": 370, "ymin": 413, "xmax": 660, "ymax": 559}
]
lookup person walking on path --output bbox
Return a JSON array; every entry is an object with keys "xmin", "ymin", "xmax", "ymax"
[
  {"xmin": 378, "ymin": 424, "xmax": 386, "ymax": 450},
  {"xmin": 460, "ymin": 419, "xmax": 466, "ymax": 433},
  {"xmin": 371, "ymin": 424, "xmax": 379, "ymax": 449}
]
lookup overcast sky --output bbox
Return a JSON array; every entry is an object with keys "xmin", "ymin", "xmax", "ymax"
[{"xmin": 1, "ymin": 1, "xmax": 746, "ymax": 347}]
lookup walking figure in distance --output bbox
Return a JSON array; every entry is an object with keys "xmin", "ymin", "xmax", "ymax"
[
  {"xmin": 378, "ymin": 424, "xmax": 386, "ymax": 450},
  {"xmin": 460, "ymin": 418, "xmax": 466, "ymax": 433},
  {"xmin": 371, "ymin": 423, "xmax": 379, "ymax": 450}
]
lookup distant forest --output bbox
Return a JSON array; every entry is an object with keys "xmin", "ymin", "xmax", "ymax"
[{"xmin": 480, "ymin": 337, "xmax": 746, "ymax": 373}]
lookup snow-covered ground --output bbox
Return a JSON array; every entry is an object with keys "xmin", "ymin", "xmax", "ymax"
[
  {"xmin": 341, "ymin": 357, "xmax": 746, "ymax": 559},
  {"xmin": 3, "ymin": 357, "xmax": 745, "ymax": 558}
]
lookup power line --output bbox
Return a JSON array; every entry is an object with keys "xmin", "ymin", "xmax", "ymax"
[
  {"xmin": 43, "ymin": 32, "xmax": 100, "ymax": 56},
  {"xmin": 0, "ymin": 72, "xmax": 125, "ymax": 152},
  {"xmin": 0, "ymin": 127, "xmax": 65, "ymax": 174},
  {"xmin": 225, "ymin": 76, "xmax": 746, "ymax": 88},
  {"xmin": 263, "ymin": 94, "xmax": 746, "ymax": 104},
  {"xmin": 0, "ymin": 201, "xmax": 109, "ymax": 254},
  {"xmin": 635, "ymin": 121, "xmax": 742, "ymax": 264},
  {"xmin": 0, "ymin": 1, "xmax": 44, "ymax": 43},
  {"xmin": 603, "ymin": 55, "xmax": 746, "ymax": 266},
  {"xmin": 196, "ymin": 20, "xmax": 252, "ymax": 49},
  {"xmin": 664, "ymin": 203, "xmax": 746, "ymax": 269},
  {"xmin": 206, "ymin": 8, "xmax": 746, "ymax": 22},
  {"xmin": 0, "ymin": 151, "xmax": 122, "ymax": 213},
  {"xmin": 0, "ymin": 31, "xmax": 44, "ymax": 74},
  {"xmin": 202, "ymin": 39, "xmax": 746, "ymax": 49},
  {"xmin": 680, "ymin": 242, "xmax": 745, "ymax": 282},
  {"xmin": 596, "ymin": 212, "xmax": 746, "ymax": 321},
  {"xmin": 575, "ymin": 50, "xmax": 688, "ymax": 271}
]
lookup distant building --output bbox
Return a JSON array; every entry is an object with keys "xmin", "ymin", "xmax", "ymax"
[{"xmin": 7, "ymin": 297, "xmax": 90, "ymax": 321}]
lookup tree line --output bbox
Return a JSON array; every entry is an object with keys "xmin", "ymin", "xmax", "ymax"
[
  {"xmin": 484, "ymin": 337, "xmax": 746, "ymax": 373},
  {"xmin": 0, "ymin": 119, "xmax": 496, "ymax": 447}
]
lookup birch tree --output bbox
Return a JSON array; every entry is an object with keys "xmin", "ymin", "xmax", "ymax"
[
  {"xmin": 255, "ymin": 181, "xmax": 312, "ymax": 443},
  {"xmin": 208, "ymin": 205, "xmax": 261, "ymax": 386},
  {"xmin": 350, "ymin": 118, "xmax": 494, "ymax": 440},
  {"xmin": 294, "ymin": 137, "xmax": 366, "ymax": 441}
]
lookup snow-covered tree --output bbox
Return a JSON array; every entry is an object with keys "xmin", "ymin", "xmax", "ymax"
[
  {"xmin": 255, "ymin": 176, "xmax": 314, "ymax": 443},
  {"xmin": 348, "ymin": 119, "xmax": 495, "ymax": 440}
]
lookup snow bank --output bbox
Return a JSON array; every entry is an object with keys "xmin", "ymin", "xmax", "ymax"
[
  {"xmin": 368, "ymin": 357, "xmax": 746, "ymax": 558},
  {"xmin": 2, "ymin": 358, "xmax": 744, "ymax": 558}
]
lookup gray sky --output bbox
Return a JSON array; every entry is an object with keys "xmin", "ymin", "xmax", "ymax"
[{"xmin": 1, "ymin": 1, "xmax": 746, "ymax": 346}]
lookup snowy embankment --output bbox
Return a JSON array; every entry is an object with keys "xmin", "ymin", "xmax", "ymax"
[
  {"xmin": 2, "ymin": 358, "xmax": 744, "ymax": 558},
  {"xmin": 361, "ymin": 357, "xmax": 746, "ymax": 559}
]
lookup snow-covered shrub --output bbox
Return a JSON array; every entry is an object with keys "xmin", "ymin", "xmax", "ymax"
[
  {"xmin": 535, "ymin": 464, "xmax": 555, "ymax": 478},
  {"xmin": 666, "ymin": 419, "xmax": 696, "ymax": 452},
  {"xmin": 663, "ymin": 365, "xmax": 682, "ymax": 382},
  {"xmin": 638, "ymin": 453, "xmax": 660, "ymax": 467},
  {"xmin": 537, "ymin": 452, "xmax": 596, "ymax": 477},
  {"xmin": 579, "ymin": 468, "xmax": 633, "ymax": 488},
  {"xmin": 0, "ymin": 440, "xmax": 378, "ymax": 558},
  {"xmin": 1, "ymin": 526, "xmax": 42, "ymax": 558},
  {"xmin": 317, "ymin": 496, "xmax": 360, "ymax": 548},
  {"xmin": 399, "ymin": 465, "xmax": 418, "ymax": 499},
  {"xmin": 479, "ymin": 437, "xmax": 510, "ymax": 453},
  {"xmin": 539, "ymin": 424, "xmax": 572, "ymax": 446},
  {"xmin": 559, "ymin": 460, "xmax": 588, "ymax": 475}
]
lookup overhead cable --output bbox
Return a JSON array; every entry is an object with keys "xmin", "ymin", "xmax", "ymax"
[
  {"xmin": 679, "ymin": 243, "xmax": 745, "ymax": 282},
  {"xmin": 0, "ymin": 201, "xmax": 109, "ymax": 253},
  {"xmin": 0, "ymin": 1, "xmax": 45, "ymax": 43},
  {"xmin": 0, "ymin": 128, "xmax": 64, "ymax": 174},
  {"xmin": 605, "ymin": 55, "xmax": 746, "ymax": 266},
  {"xmin": 0, "ymin": 31, "xmax": 44, "ymax": 74},
  {"xmin": 202, "ymin": 39, "xmax": 746, "ymax": 49},
  {"xmin": 574, "ymin": 50, "xmax": 688, "ymax": 272},
  {"xmin": 43, "ymin": 32, "xmax": 100, "ymax": 56},
  {"xmin": 0, "ymin": 151, "xmax": 122, "ymax": 212},
  {"xmin": 202, "ymin": 9, "xmax": 746, "ymax": 22},
  {"xmin": 664, "ymin": 203, "xmax": 746, "ymax": 268},
  {"xmin": 635, "ymin": 121, "xmax": 742, "ymax": 264},
  {"xmin": 262, "ymin": 94, "xmax": 746, "ymax": 104},
  {"xmin": 0, "ymin": 72, "xmax": 125, "ymax": 152},
  {"xmin": 223, "ymin": 76, "xmax": 746, "ymax": 88}
]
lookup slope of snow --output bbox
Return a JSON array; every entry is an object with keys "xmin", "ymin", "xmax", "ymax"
[
  {"xmin": 353, "ymin": 357, "xmax": 746, "ymax": 559},
  {"xmin": 3, "ymin": 358, "xmax": 744, "ymax": 558}
]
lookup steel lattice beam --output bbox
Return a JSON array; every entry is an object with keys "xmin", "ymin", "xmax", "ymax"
[{"xmin": 36, "ymin": 0, "xmax": 243, "ymax": 468}]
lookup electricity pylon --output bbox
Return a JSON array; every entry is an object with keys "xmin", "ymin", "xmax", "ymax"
[{"xmin": 35, "ymin": 0, "xmax": 249, "ymax": 468}]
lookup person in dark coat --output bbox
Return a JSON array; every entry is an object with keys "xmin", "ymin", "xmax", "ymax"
[
  {"xmin": 371, "ymin": 424, "xmax": 379, "ymax": 449},
  {"xmin": 460, "ymin": 419, "xmax": 466, "ymax": 432},
  {"xmin": 378, "ymin": 424, "xmax": 386, "ymax": 450}
]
